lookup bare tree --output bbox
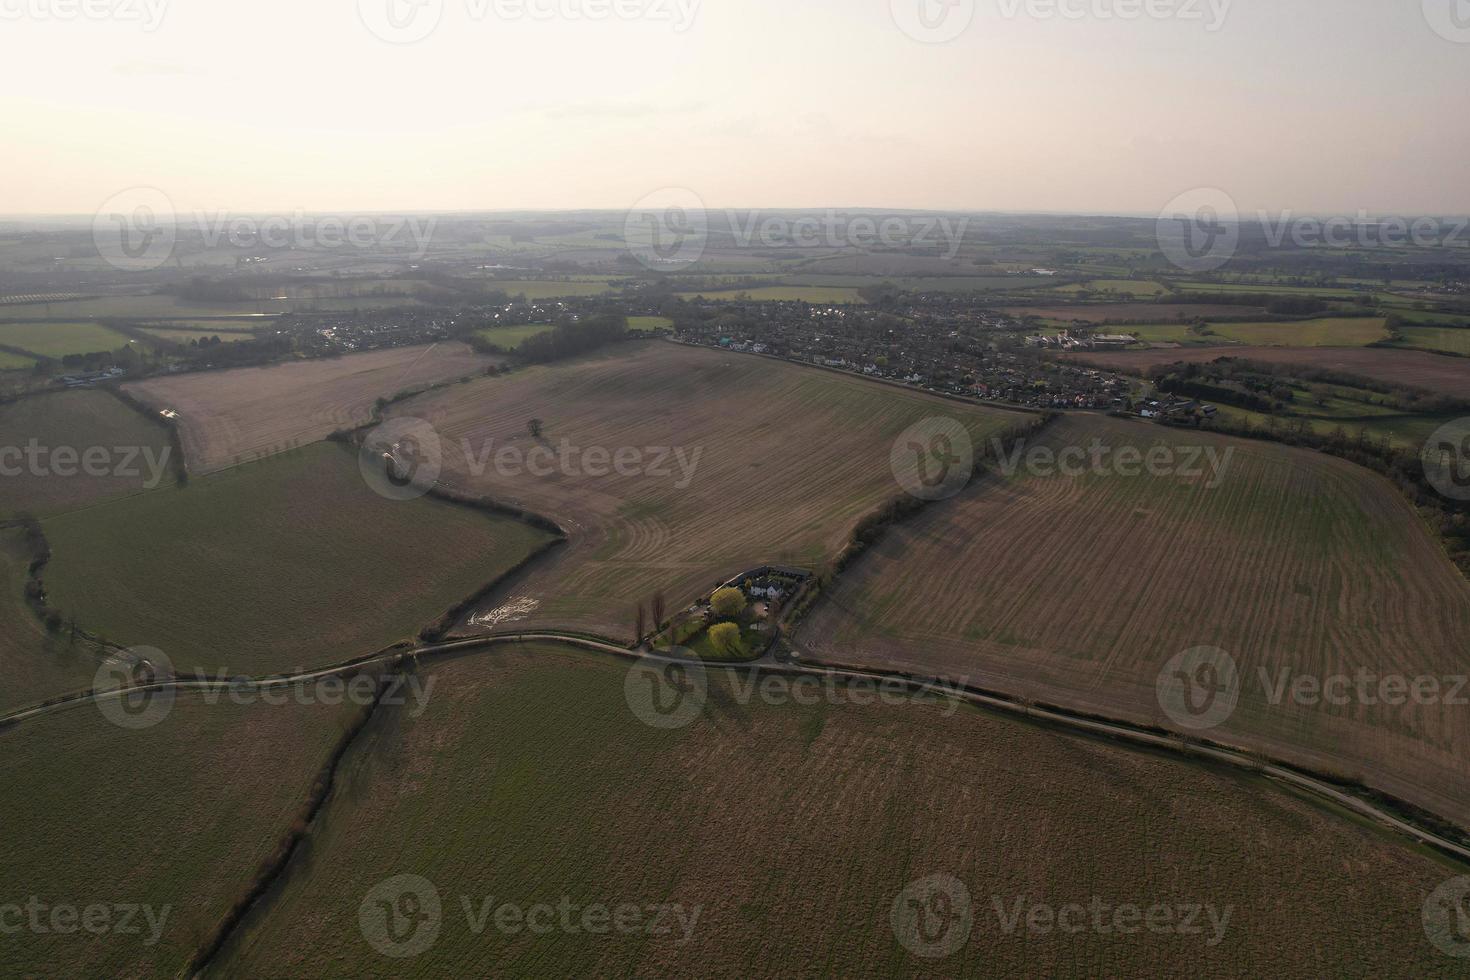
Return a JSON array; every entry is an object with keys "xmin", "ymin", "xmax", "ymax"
[
  {"xmin": 635, "ymin": 603, "xmax": 647, "ymax": 645},
  {"xmin": 651, "ymin": 592, "xmax": 666, "ymax": 632}
]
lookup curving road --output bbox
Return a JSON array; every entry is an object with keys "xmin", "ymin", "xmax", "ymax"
[{"xmin": 3, "ymin": 630, "xmax": 1468, "ymax": 867}]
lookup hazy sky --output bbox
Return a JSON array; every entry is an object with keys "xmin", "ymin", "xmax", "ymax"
[{"xmin": 5, "ymin": 0, "xmax": 1468, "ymax": 216}]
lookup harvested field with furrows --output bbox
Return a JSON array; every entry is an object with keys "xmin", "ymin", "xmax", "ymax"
[
  {"xmin": 385, "ymin": 342, "xmax": 1026, "ymax": 639},
  {"xmin": 0, "ymin": 388, "xmax": 175, "ymax": 518},
  {"xmin": 123, "ymin": 342, "xmax": 499, "ymax": 474},
  {"xmin": 798, "ymin": 415, "xmax": 1470, "ymax": 827},
  {"xmin": 211, "ymin": 644, "xmax": 1462, "ymax": 978},
  {"xmin": 0, "ymin": 689, "xmax": 361, "ymax": 977},
  {"xmin": 1062, "ymin": 346, "xmax": 1470, "ymax": 398}
]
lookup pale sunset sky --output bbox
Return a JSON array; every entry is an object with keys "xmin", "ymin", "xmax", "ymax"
[{"xmin": 3, "ymin": 0, "xmax": 1468, "ymax": 216}]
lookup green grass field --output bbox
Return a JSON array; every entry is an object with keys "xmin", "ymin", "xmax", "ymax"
[
  {"xmin": 1213, "ymin": 402, "xmax": 1456, "ymax": 452},
  {"xmin": 212, "ymin": 643, "xmax": 1460, "ymax": 976},
  {"xmin": 0, "ymin": 322, "xmax": 130, "ymax": 359},
  {"xmin": 472, "ymin": 323, "xmax": 555, "ymax": 350},
  {"xmin": 0, "ymin": 388, "xmax": 175, "ymax": 519},
  {"xmin": 1119, "ymin": 318, "xmax": 1387, "ymax": 347},
  {"xmin": 626, "ymin": 316, "xmax": 673, "ymax": 332},
  {"xmin": 0, "ymin": 689, "xmax": 361, "ymax": 976},
  {"xmin": 1170, "ymin": 281, "xmax": 1364, "ymax": 299},
  {"xmin": 1116, "ymin": 323, "xmax": 1205, "ymax": 344},
  {"xmin": 0, "ymin": 349, "xmax": 36, "ymax": 370},
  {"xmin": 40, "ymin": 442, "xmax": 554, "ymax": 675},
  {"xmin": 1392, "ymin": 326, "xmax": 1470, "ymax": 355}
]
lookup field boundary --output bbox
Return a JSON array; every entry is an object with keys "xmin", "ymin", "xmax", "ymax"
[
  {"xmin": 185, "ymin": 660, "xmax": 406, "ymax": 977},
  {"xmin": 419, "ymin": 535, "xmax": 567, "ymax": 642},
  {"xmin": 102, "ymin": 383, "xmax": 190, "ymax": 485},
  {"xmin": 783, "ymin": 415, "xmax": 1054, "ymax": 627}
]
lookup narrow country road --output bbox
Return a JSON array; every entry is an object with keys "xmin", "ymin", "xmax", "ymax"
[{"xmin": 3, "ymin": 630, "xmax": 1468, "ymax": 867}]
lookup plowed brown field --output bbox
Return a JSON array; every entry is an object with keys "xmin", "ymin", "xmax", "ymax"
[
  {"xmin": 798, "ymin": 415, "xmax": 1470, "ymax": 827},
  {"xmin": 213, "ymin": 643, "xmax": 1462, "ymax": 978},
  {"xmin": 385, "ymin": 342, "xmax": 1026, "ymax": 639},
  {"xmin": 124, "ymin": 342, "xmax": 498, "ymax": 474}
]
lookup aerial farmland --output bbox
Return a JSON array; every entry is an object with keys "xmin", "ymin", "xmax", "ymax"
[{"xmin": 6, "ymin": 9, "xmax": 1470, "ymax": 968}]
